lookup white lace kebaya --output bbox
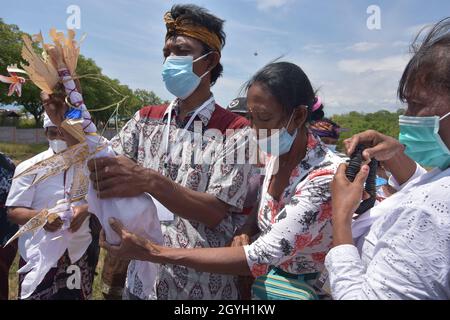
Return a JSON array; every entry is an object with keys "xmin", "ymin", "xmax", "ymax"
[{"xmin": 325, "ymin": 167, "xmax": 450, "ymax": 300}]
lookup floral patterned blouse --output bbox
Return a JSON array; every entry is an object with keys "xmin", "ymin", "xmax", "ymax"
[{"xmin": 244, "ymin": 133, "xmax": 344, "ymax": 278}]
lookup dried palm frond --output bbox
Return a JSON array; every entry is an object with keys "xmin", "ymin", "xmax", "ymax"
[
  {"xmin": 3, "ymin": 201, "xmax": 69, "ymax": 247},
  {"xmin": 6, "ymin": 64, "xmax": 27, "ymax": 75},
  {"xmin": 3, "ymin": 209, "xmax": 54, "ymax": 247},
  {"xmin": 68, "ymin": 161, "xmax": 89, "ymax": 202},
  {"xmin": 31, "ymin": 31, "xmax": 49, "ymax": 62},
  {"xmin": 20, "ymin": 34, "xmax": 59, "ymax": 94},
  {"xmin": 13, "ymin": 142, "xmax": 89, "ymax": 185},
  {"xmin": 49, "ymin": 28, "xmax": 81, "ymax": 76},
  {"xmin": 61, "ymin": 119, "xmax": 86, "ymax": 143},
  {"xmin": 63, "ymin": 29, "xmax": 81, "ymax": 76}
]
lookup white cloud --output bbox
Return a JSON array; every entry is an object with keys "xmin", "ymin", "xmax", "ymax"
[
  {"xmin": 214, "ymin": 76, "xmax": 249, "ymax": 107},
  {"xmin": 320, "ymin": 70, "xmax": 405, "ymax": 115},
  {"xmin": 288, "ymin": 54, "xmax": 409, "ymax": 115},
  {"xmin": 392, "ymin": 40, "xmax": 410, "ymax": 48},
  {"xmin": 253, "ymin": 0, "xmax": 292, "ymax": 10},
  {"xmin": 347, "ymin": 42, "xmax": 381, "ymax": 52},
  {"xmin": 338, "ymin": 54, "xmax": 410, "ymax": 74},
  {"xmin": 302, "ymin": 44, "xmax": 326, "ymax": 54}
]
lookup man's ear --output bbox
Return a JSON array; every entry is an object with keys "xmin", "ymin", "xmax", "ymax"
[
  {"xmin": 206, "ymin": 51, "xmax": 220, "ymax": 72},
  {"xmin": 292, "ymin": 106, "xmax": 308, "ymax": 129}
]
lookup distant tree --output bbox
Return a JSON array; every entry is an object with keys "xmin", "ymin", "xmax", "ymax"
[
  {"xmin": 0, "ymin": 19, "xmax": 43, "ymax": 127},
  {"xmin": 332, "ymin": 109, "xmax": 402, "ymax": 151},
  {"xmin": 134, "ymin": 89, "xmax": 162, "ymax": 107}
]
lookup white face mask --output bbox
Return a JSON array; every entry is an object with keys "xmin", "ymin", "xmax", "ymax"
[{"xmin": 49, "ymin": 139, "xmax": 68, "ymax": 154}]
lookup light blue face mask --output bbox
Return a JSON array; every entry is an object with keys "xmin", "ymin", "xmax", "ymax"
[
  {"xmin": 399, "ymin": 111, "xmax": 450, "ymax": 170},
  {"xmin": 162, "ymin": 52, "xmax": 211, "ymax": 100},
  {"xmin": 257, "ymin": 112, "xmax": 298, "ymax": 156}
]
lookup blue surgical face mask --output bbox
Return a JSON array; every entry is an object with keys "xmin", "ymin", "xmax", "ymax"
[
  {"xmin": 257, "ymin": 112, "xmax": 298, "ymax": 156},
  {"xmin": 162, "ymin": 52, "xmax": 211, "ymax": 100},
  {"xmin": 399, "ymin": 111, "xmax": 450, "ymax": 170}
]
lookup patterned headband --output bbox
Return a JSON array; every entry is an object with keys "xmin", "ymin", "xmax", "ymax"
[{"xmin": 164, "ymin": 12, "xmax": 223, "ymax": 53}]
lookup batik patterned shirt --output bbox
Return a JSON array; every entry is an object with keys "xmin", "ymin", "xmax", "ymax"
[
  {"xmin": 244, "ymin": 133, "xmax": 344, "ymax": 278},
  {"xmin": 111, "ymin": 97, "xmax": 253, "ymax": 300},
  {"xmin": 1, "ymin": 152, "xmax": 16, "ymax": 245}
]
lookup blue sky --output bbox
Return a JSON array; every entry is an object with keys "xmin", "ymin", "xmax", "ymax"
[{"xmin": 1, "ymin": 0, "xmax": 449, "ymax": 115}]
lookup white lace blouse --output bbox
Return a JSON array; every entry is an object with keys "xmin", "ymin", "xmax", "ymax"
[{"xmin": 325, "ymin": 167, "xmax": 450, "ymax": 300}]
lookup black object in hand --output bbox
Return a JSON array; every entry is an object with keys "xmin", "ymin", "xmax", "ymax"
[{"xmin": 345, "ymin": 144, "xmax": 377, "ymax": 218}]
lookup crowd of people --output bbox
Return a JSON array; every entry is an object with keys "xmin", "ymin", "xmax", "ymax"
[{"xmin": 0, "ymin": 4, "xmax": 449, "ymax": 300}]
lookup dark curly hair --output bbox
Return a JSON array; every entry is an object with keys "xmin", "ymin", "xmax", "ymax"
[{"xmin": 169, "ymin": 4, "xmax": 226, "ymax": 86}]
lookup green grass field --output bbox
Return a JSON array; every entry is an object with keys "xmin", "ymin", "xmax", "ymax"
[
  {"xmin": 8, "ymin": 248, "xmax": 107, "ymax": 300},
  {"xmin": 0, "ymin": 142, "xmax": 48, "ymax": 164},
  {"xmin": 2, "ymin": 142, "xmax": 107, "ymax": 300}
]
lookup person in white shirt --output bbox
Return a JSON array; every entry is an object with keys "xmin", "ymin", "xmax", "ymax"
[
  {"xmin": 6, "ymin": 114, "xmax": 99, "ymax": 300},
  {"xmin": 325, "ymin": 17, "xmax": 450, "ymax": 300}
]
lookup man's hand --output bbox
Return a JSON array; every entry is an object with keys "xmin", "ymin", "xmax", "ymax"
[
  {"xmin": 40, "ymin": 91, "xmax": 67, "ymax": 127},
  {"xmin": 87, "ymin": 156, "xmax": 149, "ymax": 199},
  {"xmin": 69, "ymin": 204, "xmax": 90, "ymax": 233},
  {"xmin": 44, "ymin": 216, "xmax": 63, "ymax": 232},
  {"xmin": 344, "ymin": 130, "xmax": 405, "ymax": 162},
  {"xmin": 331, "ymin": 163, "xmax": 370, "ymax": 225},
  {"xmin": 99, "ymin": 218, "xmax": 161, "ymax": 262}
]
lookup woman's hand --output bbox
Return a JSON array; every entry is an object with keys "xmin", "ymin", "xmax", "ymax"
[
  {"xmin": 100, "ymin": 218, "xmax": 162, "ymax": 262},
  {"xmin": 230, "ymin": 220, "xmax": 258, "ymax": 247},
  {"xmin": 231, "ymin": 233, "xmax": 251, "ymax": 247},
  {"xmin": 344, "ymin": 130, "xmax": 405, "ymax": 162},
  {"xmin": 344, "ymin": 130, "xmax": 417, "ymax": 186},
  {"xmin": 331, "ymin": 164, "xmax": 370, "ymax": 224},
  {"xmin": 69, "ymin": 204, "xmax": 90, "ymax": 233},
  {"xmin": 331, "ymin": 163, "xmax": 369, "ymax": 247}
]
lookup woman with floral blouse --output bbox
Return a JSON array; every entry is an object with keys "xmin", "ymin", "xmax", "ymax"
[{"xmin": 100, "ymin": 62, "xmax": 344, "ymax": 299}]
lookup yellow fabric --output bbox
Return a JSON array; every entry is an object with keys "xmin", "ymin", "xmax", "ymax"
[{"xmin": 164, "ymin": 12, "xmax": 222, "ymax": 53}]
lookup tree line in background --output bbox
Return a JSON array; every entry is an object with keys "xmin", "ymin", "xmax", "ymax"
[
  {"xmin": 332, "ymin": 109, "xmax": 405, "ymax": 149},
  {"xmin": 0, "ymin": 18, "xmax": 164, "ymax": 127}
]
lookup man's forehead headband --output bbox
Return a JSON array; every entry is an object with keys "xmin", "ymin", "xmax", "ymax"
[{"xmin": 164, "ymin": 12, "xmax": 222, "ymax": 54}]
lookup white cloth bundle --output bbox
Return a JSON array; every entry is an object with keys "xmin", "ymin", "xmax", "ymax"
[
  {"xmin": 61, "ymin": 72, "xmax": 163, "ymax": 299},
  {"xmin": 18, "ymin": 199, "xmax": 91, "ymax": 299}
]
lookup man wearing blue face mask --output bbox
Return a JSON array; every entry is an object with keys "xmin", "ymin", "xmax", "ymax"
[
  {"xmin": 87, "ymin": 4, "xmax": 252, "ymax": 300},
  {"xmin": 325, "ymin": 17, "xmax": 450, "ymax": 300}
]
